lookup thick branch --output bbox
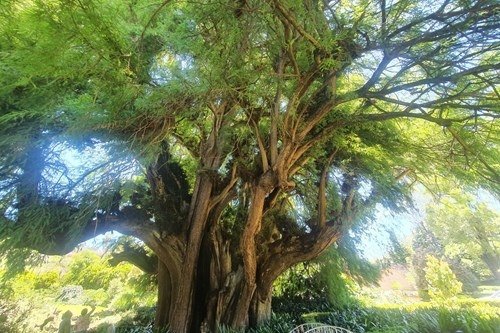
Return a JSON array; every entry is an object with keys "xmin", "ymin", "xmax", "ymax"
[
  {"xmin": 109, "ymin": 243, "xmax": 158, "ymax": 274},
  {"xmin": 362, "ymin": 63, "xmax": 500, "ymax": 97},
  {"xmin": 361, "ymin": 111, "xmax": 453, "ymax": 127},
  {"xmin": 259, "ymin": 223, "xmax": 341, "ymax": 294},
  {"xmin": 24, "ymin": 206, "xmax": 157, "ymax": 256},
  {"xmin": 271, "ymin": 51, "xmax": 285, "ymax": 167}
]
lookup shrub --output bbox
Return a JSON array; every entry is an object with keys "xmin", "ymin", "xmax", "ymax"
[
  {"xmin": 110, "ymin": 276, "xmax": 156, "ymax": 311},
  {"xmin": 63, "ymin": 251, "xmax": 114, "ymax": 289},
  {"xmin": 85, "ymin": 288, "xmax": 110, "ymax": 306},
  {"xmin": 424, "ymin": 256, "xmax": 462, "ymax": 303},
  {"xmin": 115, "ymin": 306, "xmax": 156, "ymax": 332},
  {"xmin": 63, "ymin": 250, "xmax": 137, "ymax": 290},
  {"xmin": 3, "ymin": 271, "xmax": 37, "ymax": 299},
  {"xmin": 34, "ymin": 271, "xmax": 60, "ymax": 289},
  {"xmin": 247, "ymin": 313, "xmax": 297, "ymax": 333}
]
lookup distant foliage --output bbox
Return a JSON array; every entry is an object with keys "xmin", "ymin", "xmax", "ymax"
[
  {"xmin": 63, "ymin": 250, "xmax": 131, "ymax": 289},
  {"xmin": 424, "ymin": 255, "xmax": 463, "ymax": 303},
  {"xmin": 425, "ymin": 188, "xmax": 500, "ymax": 281},
  {"xmin": 411, "ymin": 225, "xmax": 479, "ymax": 297},
  {"xmin": 0, "ymin": 270, "xmax": 37, "ymax": 300},
  {"xmin": 85, "ymin": 288, "xmax": 110, "ymax": 307},
  {"xmin": 34, "ymin": 270, "xmax": 60, "ymax": 289}
]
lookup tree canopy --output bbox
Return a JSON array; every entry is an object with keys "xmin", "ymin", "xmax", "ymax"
[{"xmin": 0, "ymin": 0, "xmax": 498, "ymax": 331}]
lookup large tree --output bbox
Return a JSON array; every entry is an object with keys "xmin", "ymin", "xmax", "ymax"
[{"xmin": 0, "ymin": 0, "xmax": 498, "ymax": 331}]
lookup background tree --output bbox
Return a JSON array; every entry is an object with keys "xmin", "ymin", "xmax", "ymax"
[
  {"xmin": 426, "ymin": 188, "xmax": 499, "ymax": 280},
  {"xmin": 411, "ymin": 223, "xmax": 480, "ymax": 296},
  {"xmin": 0, "ymin": 0, "xmax": 498, "ymax": 332},
  {"xmin": 424, "ymin": 255, "xmax": 463, "ymax": 303}
]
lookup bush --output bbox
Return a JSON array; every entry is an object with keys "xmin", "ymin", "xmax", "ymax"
[
  {"xmin": 34, "ymin": 271, "xmax": 60, "ymax": 289},
  {"xmin": 63, "ymin": 250, "xmax": 138, "ymax": 290},
  {"xmin": 110, "ymin": 276, "xmax": 156, "ymax": 311},
  {"xmin": 424, "ymin": 256, "xmax": 462, "ymax": 303},
  {"xmin": 115, "ymin": 306, "xmax": 156, "ymax": 332},
  {"xmin": 1, "ymin": 271, "xmax": 37, "ymax": 300},
  {"xmin": 85, "ymin": 288, "xmax": 110, "ymax": 306},
  {"xmin": 63, "ymin": 251, "xmax": 115, "ymax": 289}
]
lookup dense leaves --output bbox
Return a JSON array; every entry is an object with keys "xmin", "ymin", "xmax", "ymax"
[
  {"xmin": 424, "ymin": 255, "xmax": 463, "ymax": 303},
  {"xmin": 0, "ymin": 0, "xmax": 498, "ymax": 330}
]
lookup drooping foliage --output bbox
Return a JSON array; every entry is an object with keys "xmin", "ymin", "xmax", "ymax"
[
  {"xmin": 273, "ymin": 232, "xmax": 380, "ymax": 315},
  {"xmin": 0, "ymin": 0, "xmax": 498, "ymax": 331}
]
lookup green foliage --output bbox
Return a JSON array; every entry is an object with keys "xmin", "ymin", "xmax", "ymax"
[
  {"xmin": 0, "ymin": 270, "xmax": 37, "ymax": 300},
  {"xmin": 424, "ymin": 256, "xmax": 463, "ymax": 304},
  {"xmin": 114, "ymin": 306, "xmax": 156, "ymax": 333},
  {"xmin": 320, "ymin": 245, "xmax": 373, "ymax": 308},
  {"xmin": 0, "ymin": 0, "xmax": 497, "ymax": 258},
  {"xmin": 273, "ymin": 262, "xmax": 331, "ymax": 316},
  {"xmin": 0, "ymin": 248, "xmax": 156, "ymax": 332},
  {"xmin": 302, "ymin": 301, "xmax": 500, "ymax": 333},
  {"xmin": 273, "ymin": 242, "xmax": 380, "ymax": 317},
  {"xmin": 111, "ymin": 282, "xmax": 156, "ymax": 311},
  {"xmin": 34, "ymin": 270, "xmax": 60, "ymax": 289},
  {"xmin": 0, "ymin": 0, "xmax": 499, "ymax": 330},
  {"xmin": 273, "ymin": 227, "xmax": 380, "ymax": 315},
  {"xmin": 0, "ymin": 300, "xmax": 31, "ymax": 333},
  {"xmin": 411, "ymin": 224, "xmax": 479, "ymax": 297},
  {"xmin": 63, "ymin": 250, "xmax": 131, "ymax": 290},
  {"xmin": 425, "ymin": 187, "xmax": 500, "ymax": 280},
  {"xmin": 84, "ymin": 288, "xmax": 110, "ymax": 307}
]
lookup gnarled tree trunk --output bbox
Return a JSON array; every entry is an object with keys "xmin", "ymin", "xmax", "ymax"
[
  {"xmin": 249, "ymin": 286, "xmax": 273, "ymax": 326},
  {"xmin": 155, "ymin": 260, "xmax": 172, "ymax": 328}
]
